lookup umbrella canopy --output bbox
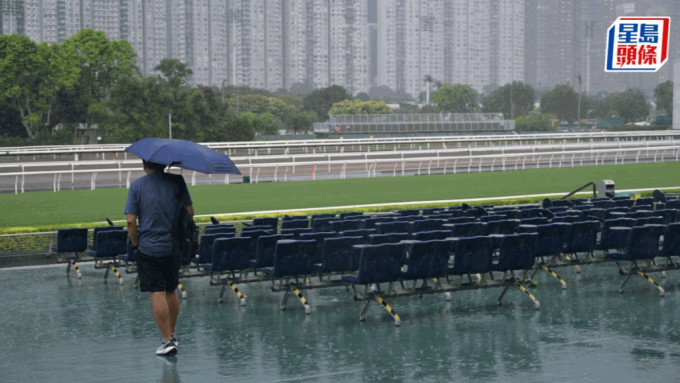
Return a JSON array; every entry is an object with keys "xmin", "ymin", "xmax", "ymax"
[{"xmin": 126, "ymin": 138, "xmax": 241, "ymax": 175}]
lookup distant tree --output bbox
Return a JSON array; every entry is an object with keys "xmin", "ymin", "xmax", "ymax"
[
  {"xmin": 481, "ymin": 81, "xmax": 535, "ymax": 118},
  {"xmin": 328, "ymin": 99, "xmax": 393, "ymax": 115},
  {"xmin": 355, "ymin": 92, "xmax": 370, "ymax": 101},
  {"xmin": 60, "ymin": 29, "xmax": 136, "ymax": 129},
  {"xmin": 285, "ymin": 110, "xmax": 316, "ymax": 133},
  {"xmin": 515, "ymin": 113, "xmax": 559, "ymax": 132},
  {"xmin": 0, "ymin": 34, "xmax": 80, "ymax": 139},
  {"xmin": 540, "ymin": 84, "xmax": 579, "ymax": 123},
  {"xmin": 302, "ymin": 85, "xmax": 350, "ymax": 121},
  {"xmin": 154, "ymin": 58, "xmax": 193, "ymax": 87},
  {"xmin": 432, "ymin": 84, "xmax": 478, "ymax": 113},
  {"xmin": 654, "ymin": 80, "xmax": 673, "ymax": 116},
  {"xmin": 590, "ymin": 89, "xmax": 650, "ymax": 123}
]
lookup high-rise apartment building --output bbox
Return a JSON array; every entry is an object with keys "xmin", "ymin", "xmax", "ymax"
[{"xmin": 3, "ymin": 0, "xmax": 673, "ymax": 100}]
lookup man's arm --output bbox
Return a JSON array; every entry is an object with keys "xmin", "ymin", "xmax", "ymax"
[{"xmin": 127, "ymin": 214, "xmax": 139, "ymax": 247}]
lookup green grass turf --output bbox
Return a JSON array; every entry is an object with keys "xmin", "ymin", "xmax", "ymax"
[{"xmin": 2, "ymin": 162, "xmax": 679, "ymax": 231}]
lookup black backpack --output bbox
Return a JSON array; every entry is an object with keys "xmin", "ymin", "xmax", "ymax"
[{"xmin": 170, "ymin": 175, "xmax": 198, "ymax": 260}]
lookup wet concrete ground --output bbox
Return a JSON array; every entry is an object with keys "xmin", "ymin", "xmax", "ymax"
[{"xmin": 2, "ymin": 261, "xmax": 680, "ymax": 382}]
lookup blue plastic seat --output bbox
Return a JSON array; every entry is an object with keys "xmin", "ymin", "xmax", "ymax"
[
  {"xmin": 342, "ymin": 243, "xmax": 405, "ymax": 285},
  {"xmin": 203, "ymin": 226, "xmax": 236, "ymax": 236},
  {"xmin": 606, "ymin": 225, "xmax": 665, "ymax": 262},
  {"xmin": 90, "ymin": 226, "xmax": 124, "ymax": 251},
  {"xmin": 280, "ymin": 219, "xmax": 309, "ymax": 230},
  {"xmin": 562, "ymin": 220, "xmax": 599, "ymax": 258},
  {"xmin": 450, "ymin": 222, "xmax": 487, "ymax": 238},
  {"xmin": 251, "ymin": 234, "xmax": 294, "ymax": 269},
  {"xmin": 493, "ymin": 233, "xmax": 538, "ymax": 272},
  {"xmin": 410, "ymin": 219, "xmax": 444, "ymax": 232},
  {"xmin": 201, "ymin": 237, "xmax": 252, "ymax": 272},
  {"xmin": 412, "ymin": 230, "xmax": 452, "ymax": 241},
  {"xmin": 252, "ymin": 217, "xmax": 279, "ymax": 233},
  {"xmin": 88, "ymin": 230, "xmax": 128, "ymax": 260},
  {"xmin": 196, "ymin": 233, "xmax": 234, "ymax": 264},
  {"xmin": 314, "ymin": 236, "xmax": 363, "ymax": 273},
  {"xmin": 486, "ymin": 219, "xmax": 518, "ymax": 235},
  {"xmin": 375, "ymin": 221, "xmax": 410, "ymax": 234},
  {"xmin": 299, "ymin": 231, "xmax": 338, "ymax": 264},
  {"xmin": 262, "ymin": 239, "xmax": 317, "ymax": 278},
  {"xmin": 53, "ymin": 228, "xmax": 88, "ymax": 259},
  {"xmin": 448, "ymin": 236, "xmax": 494, "ymax": 276},
  {"xmin": 310, "ymin": 217, "xmax": 335, "ymax": 232},
  {"xmin": 329, "ymin": 219, "xmax": 363, "ymax": 233},
  {"xmin": 400, "ymin": 240, "xmax": 450, "ymax": 280},
  {"xmin": 660, "ymin": 223, "xmax": 680, "ymax": 260},
  {"xmin": 368, "ymin": 232, "xmax": 410, "ymax": 245}
]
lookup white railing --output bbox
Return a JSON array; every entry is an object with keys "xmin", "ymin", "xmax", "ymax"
[{"xmin": 3, "ymin": 144, "xmax": 678, "ymax": 193}]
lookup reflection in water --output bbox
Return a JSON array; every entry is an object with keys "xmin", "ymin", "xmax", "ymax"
[
  {"xmin": 2, "ymin": 263, "xmax": 680, "ymax": 382},
  {"xmin": 158, "ymin": 357, "xmax": 180, "ymax": 383}
]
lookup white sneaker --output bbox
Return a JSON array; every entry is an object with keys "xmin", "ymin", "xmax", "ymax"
[{"xmin": 156, "ymin": 339, "xmax": 178, "ymax": 356}]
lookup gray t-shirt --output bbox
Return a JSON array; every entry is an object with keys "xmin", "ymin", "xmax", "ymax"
[{"xmin": 125, "ymin": 172, "xmax": 192, "ymax": 257}]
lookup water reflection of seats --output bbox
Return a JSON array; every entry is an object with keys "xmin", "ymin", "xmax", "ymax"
[
  {"xmin": 263, "ymin": 239, "xmax": 317, "ymax": 313},
  {"xmin": 52, "ymin": 228, "xmax": 88, "ymax": 278},
  {"xmin": 87, "ymin": 229, "xmax": 128, "ymax": 284},
  {"xmin": 342, "ymin": 243, "xmax": 406, "ymax": 325},
  {"xmin": 200, "ymin": 237, "xmax": 254, "ymax": 305},
  {"xmin": 605, "ymin": 224, "xmax": 666, "ymax": 296}
]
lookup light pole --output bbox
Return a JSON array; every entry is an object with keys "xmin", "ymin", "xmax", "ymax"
[{"xmin": 577, "ymin": 73, "xmax": 582, "ymax": 130}]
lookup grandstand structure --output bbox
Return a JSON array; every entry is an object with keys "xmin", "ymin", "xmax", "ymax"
[{"xmin": 313, "ymin": 113, "xmax": 514, "ymax": 138}]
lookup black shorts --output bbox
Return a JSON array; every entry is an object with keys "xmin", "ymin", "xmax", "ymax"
[{"xmin": 136, "ymin": 252, "xmax": 180, "ymax": 293}]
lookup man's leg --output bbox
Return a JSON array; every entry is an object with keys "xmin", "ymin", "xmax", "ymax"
[
  {"xmin": 166, "ymin": 290, "xmax": 179, "ymax": 336},
  {"xmin": 152, "ymin": 291, "xmax": 174, "ymax": 339}
]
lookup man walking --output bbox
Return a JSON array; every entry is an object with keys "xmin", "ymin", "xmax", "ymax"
[{"xmin": 125, "ymin": 160, "xmax": 194, "ymax": 356}]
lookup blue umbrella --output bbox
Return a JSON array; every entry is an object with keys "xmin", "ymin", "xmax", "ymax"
[{"xmin": 126, "ymin": 138, "xmax": 241, "ymax": 175}]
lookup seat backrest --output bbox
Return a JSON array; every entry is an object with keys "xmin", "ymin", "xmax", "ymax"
[
  {"xmin": 485, "ymin": 219, "xmax": 518, "ymax": 235},
  {"xmin": 355, "ymin": 243, "xmax": 405, "ymax": 284},
  {"xmin": 564, "ymin": 220, "xmax": 599, "ymax": 253},
  {"xmin": 343, "ymin": 228, "xmax": 376, "ymax": 239},
  {"xmin": 450, "ymin": 236, "xmax": 493, "ymax": 275},
  {"xmin": 319, "ymin": 236, "xmax": 363, "ymax": 272},
  {"xmin": 310, "ymin": 217, "xmax": 335, "ymax": 232},
  {"xmin": 198, "ymin": 233, "xmax": 234, "ymax": 263},
  {"xmin": 450, "ymin": 222, "xmax": 487, "ymax": 238},
  {"xmin": 662, "ymin": 223, "xmax": 680, "ymax": 257},
  {"xmin": 56, "ymin": 228, "xmax": 88, "ymax": 253},
  {"xmin": 413, "ymin": 230, "xmax": 451, "ymax": 241},
  {"xmin": 280, "ymin": 219, "xmax": 309, "ymax": 230},
  {"xmin": 535, "ymin": 222, "xmax": 570, "ymax": 257},
  {"xmin": 252, "ymin": 217, "xmax": 279, "ymax": 233},
  {"xmin": 239, "ymin": 228, "xmax": 273, "ymax": 240},
  {"xmin": 495, "ymin": 233, "xmax": 538, "ymax": 271},
  {"xmin": 329, "ymin": 219, "xmax": 363, "ymax": 233},
  {"xmin": 410, "ymin": 219, "xmax": 444, "ymax": 233},
  {"xmin": 203, "ymin": 226, "xmax": 236, "ymax": 236},
  {"xmin": 211, "ymin": 237, "xmax": 253, "ymax": 271},
  {"xmin": 272, "ymin": 239, "xmax": 317, "ymax": 277},
  {"xmin": 368, "ymin": 232, "xmax": 410, "ymax": 245},
  {"xmin": 300, "ymin": 231, "xmax": 338, "ymax": 263},
  {"xmin": 626, "ymin": 224, "xmax": 664, "ymax": 259},
  {"xmin": 253, "ymin": 233, "xmax": 294, "ymax": 268},
  {"xmin": 375, "ymin": 221, "xmax": 410, "ymax": 234},
  {"xmin": 402, "ymin": 240, "xmax": 450, "ymax": 280},
  {"xmin": 91, "ymin": 226, "xmax": 124, "ymax": 251},
  {"xmin": 93, "ymin": 230, "xmax": 128, "ymax": 258}
]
